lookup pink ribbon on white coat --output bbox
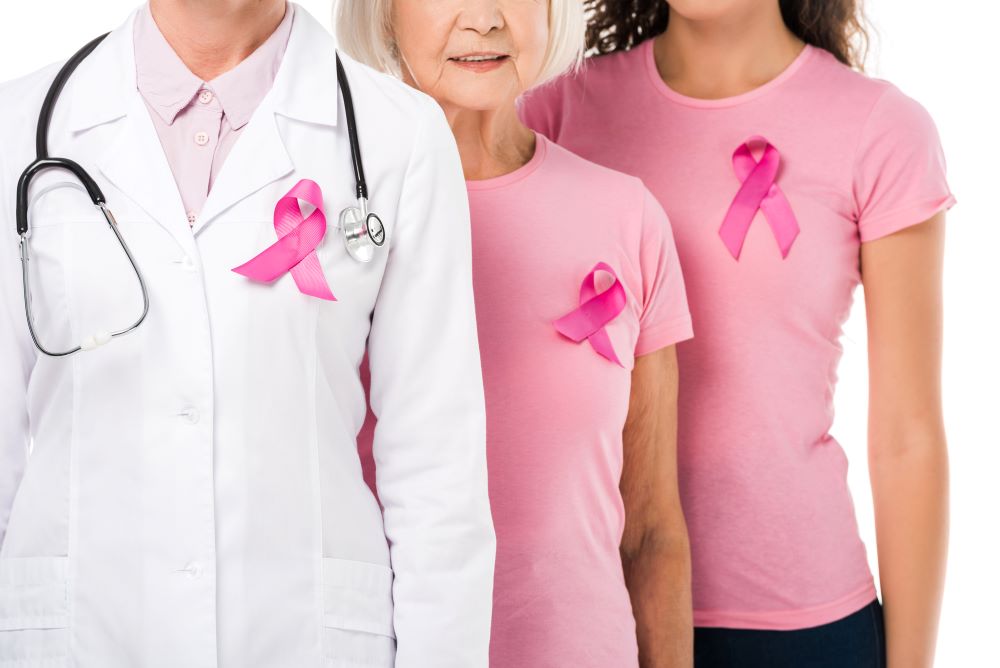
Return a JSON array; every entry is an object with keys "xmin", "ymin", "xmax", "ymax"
[
  {"xmin": 719, "ymin": 136, "xmax": 800, "ymax": 260},
  {"xmin": 232, "ymin": 179, "xmax": 336, "ymax": 300},
  {"xmin": 553, "ymin": 262, "xmax": 627, "ymax": 367}
]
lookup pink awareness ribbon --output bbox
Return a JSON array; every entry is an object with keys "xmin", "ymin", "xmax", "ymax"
[
  {"xmin": 553, "ymin": 262, "xmax": 627, "ymax": 367},
  {"xmin": 232, "ymin": 179, "xmax": 336, "ymax": 301},
  {"xmin": 718, "ymin": 136, "xmax": 800, "ymax": 260}
]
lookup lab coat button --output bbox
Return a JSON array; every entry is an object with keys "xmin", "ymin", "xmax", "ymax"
[
  {"xmin": 179, "ymin": 408, "xmax": 200, "ymax": 424},
  {"xmin": 180, "ymin": 561, "xmax": 202, "ymax": 578},
  {"xmin": 179, "ymin": 256, "xmax": 197, "ymax": 272}
]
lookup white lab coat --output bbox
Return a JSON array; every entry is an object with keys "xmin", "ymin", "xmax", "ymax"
[{"xmin": 0, "ymin": 5, "xmax": 495, "ymax": 667}]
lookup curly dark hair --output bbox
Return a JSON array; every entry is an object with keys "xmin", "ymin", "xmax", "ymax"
[{"xmin": 584, "ymin": 0, "xmax": 870, "ymax": 69}]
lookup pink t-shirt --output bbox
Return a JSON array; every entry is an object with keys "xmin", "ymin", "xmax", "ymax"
[
  {"xmin": 519, "ymin": 40, "xmax": 955, "ymax": 630},
  {"xmin": 358, "ymin": 133, "xmax": 693, "ymax": 666}
]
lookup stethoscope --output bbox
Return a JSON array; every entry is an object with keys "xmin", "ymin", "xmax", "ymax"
[{"xmin": 16, "ymin": 34, "xmax": 385, "ymax": 358}]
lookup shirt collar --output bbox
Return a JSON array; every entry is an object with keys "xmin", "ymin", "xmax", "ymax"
[{"xmin": 133, "ymin": 2, "xmax": 294, "ymax": 129}]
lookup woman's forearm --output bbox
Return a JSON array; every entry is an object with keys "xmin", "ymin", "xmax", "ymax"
[
  {"xmin": 620, "ymin": 347, "xmax": 692, "ymax": 667},
  {"xmin": 622, "ymin": 524, "xmax": 693, "ymax": 667},
  {"xmin": 870, "ymin": 424, "xmax": 949, "ymax": 668},
  {"xmin": 862, "ymin": 214, "xmax": 949, "ymax": 667}
]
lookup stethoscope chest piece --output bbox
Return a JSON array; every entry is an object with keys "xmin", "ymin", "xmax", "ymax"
[{"xmin": 340, "ymin": 200, "xmax": 385, "ymax": 263}]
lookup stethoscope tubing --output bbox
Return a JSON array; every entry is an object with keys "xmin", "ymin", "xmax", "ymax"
[{"xmin": 15, "ymin": 32, "xmax": 377, "ymax": 357}]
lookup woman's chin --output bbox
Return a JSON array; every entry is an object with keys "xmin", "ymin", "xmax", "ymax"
[{"xmin": 435, "ymin": 81, "xmax": 521, "ymax": 114}]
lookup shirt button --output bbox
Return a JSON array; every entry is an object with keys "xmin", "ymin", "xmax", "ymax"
[
  {"xmin": 194, "ymin": 131, "xmax": 210, "ymax": 146},
  {"xmin": 179, "ymin": 407, "xmax": 200, "ymax": 424},
  {"xmin": 186, "ymin": 211, "xmax": 197, "ymax": 226},
  {"xmin": 198, "ymin": 89, "xmax": 213, "ymax": 104}
]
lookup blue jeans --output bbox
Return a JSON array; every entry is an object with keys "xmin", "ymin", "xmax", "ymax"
[{"xmin": 694, "ymin": 600, "xmax": 886, "ymax": 667}]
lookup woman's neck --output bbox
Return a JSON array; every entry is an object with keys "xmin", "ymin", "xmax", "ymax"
[
  {"xmin": 149, "ymin": 0, "xmax": 287, "ymax": 81},
  {"xmin": 653, "ymin": 4, "xmax": 804, "ymax": 100},
  {"xmin": 444, "ymin": 105, "xmax": 536, "ymax": 182}
]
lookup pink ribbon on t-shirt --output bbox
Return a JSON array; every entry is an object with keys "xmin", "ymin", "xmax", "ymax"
[
  {"xmin": 553, "ymin": 262, "xmax": 627, "ymax": 367},
  {"xmin": 719, "ymin": 136, "xmax": 800, "ymax": 260},
  {"xmin": 232, "ymin": 179, "xmax": 336, "ymax": 301}
]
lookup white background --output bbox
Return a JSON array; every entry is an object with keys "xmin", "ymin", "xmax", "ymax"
[{"xmin": 1, "ymin": 0, "xmax": 997, "ymax": 664}]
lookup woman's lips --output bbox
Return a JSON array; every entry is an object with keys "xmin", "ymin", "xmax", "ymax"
[{"xmin": 448, "ymin": 54, "xmax": 510, "ymax": 73}]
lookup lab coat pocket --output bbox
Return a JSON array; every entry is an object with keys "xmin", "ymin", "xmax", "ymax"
[
  {"xmin": 0, "ymin": 557, "xmax": 70, "ymax": 667},
  {"xmin": 321, "ymin": 558, "xmax": 395, "ymax": 668}
]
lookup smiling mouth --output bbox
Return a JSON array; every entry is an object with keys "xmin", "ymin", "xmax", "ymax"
[{"xmin": 450, "ymin": 54, "xmax": 509, "ymax": 63}]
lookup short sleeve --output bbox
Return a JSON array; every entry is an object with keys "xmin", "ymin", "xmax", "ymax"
[
  {"xmin": 634, "ymin": 187, "xmax": 694, "ymax": 356},
  {"xmin": 853, "ymin": 84, "xmax": 956, "ymax": 242}
]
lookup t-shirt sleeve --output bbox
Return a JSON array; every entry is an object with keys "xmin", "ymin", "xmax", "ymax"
[
  {"xmin": 853, "ymin": 84, "xmax": 956, "ymax": 242},
  {"xmin": 634, "ymin": 186, "xmax": 694, "ymax": 356}
]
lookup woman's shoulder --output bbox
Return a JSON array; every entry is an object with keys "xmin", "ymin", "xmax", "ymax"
[
  {"xmin": 807, "ymin": 49, "xmax": 944, "ymax": 157},
  {"xmin": 539, "ymin": 134, "xmax": 646, "ymax": 198},
  {"xmin": 534, "ymin": 135, "xmax": 656, "ymax": 234},
  {"xmin": 804, "ymin": 46, "xmax": 916, "ymax": 110},
  {"xmin": 521, "ymin": 43, "xmax": 645, "ymax": 108}
]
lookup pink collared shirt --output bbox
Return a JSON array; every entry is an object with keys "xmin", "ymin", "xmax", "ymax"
[{"xmin": 133, "ymin": 2, "xmax": 294, "ymax": 226}]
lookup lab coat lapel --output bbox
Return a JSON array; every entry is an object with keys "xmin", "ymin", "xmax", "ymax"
[
  {"xmin": 191, "ymin": 105, "xmax": 292, "ymax": 235},
  {"xmin": 97, "ymin": 94, "xmax": 197, "ymax": 257},
  {"xmin": 69, "ymin": 5, "xmax": 340, "ymax": 245},
  {"xmin": 193, "ymin": 5, "xmax": 340, "ymax": 236},
  {"xmin": 60, "ymin": 9, "xmax": 197, "ymax": 258}
]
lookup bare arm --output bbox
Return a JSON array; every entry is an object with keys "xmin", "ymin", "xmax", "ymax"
[
  {"xmin": 861, "ymin": 212, "xmax": 949, "ymax": 668},
  {"xmin": 620, "ymin": 345, "xmax": 693, "ymax": 668}
]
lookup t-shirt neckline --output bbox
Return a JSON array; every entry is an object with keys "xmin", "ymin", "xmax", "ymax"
[
  {"xmin": 642, "ymin": 38, "xmax": 815, "ymax": 109},
  {"xmin": 465, "ymin": 131, "xmax": 548, "ymax": 191}
]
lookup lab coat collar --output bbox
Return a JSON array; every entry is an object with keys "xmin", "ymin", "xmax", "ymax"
[
  {"xmin": 59, "ymin": 8, "xmax": 196, "ymax": 258},
  {"xmin": 60, "ymin": 3, "xmax": 343, "ymax": 249},
  {"xmin": 266, "ymin": 4, "xmax": 341, "ymax": 129},
  {"xmin": 65, "ymin": 10, "xmax": 136, "ymax": 133},
  {"xmin": 206, "ymin": 1, "xmax": 296, "ymax": 131},
  {"xmin": 192, "ymin": 5, "xmax": 345, "ymax": 231},
  {"xmin": 193, "ymin": 4, "xmax": 342, "ymax": 232}
]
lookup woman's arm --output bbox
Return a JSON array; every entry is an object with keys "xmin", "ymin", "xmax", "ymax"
[
  {"xmin": 620, "ymin": 345, "xmax": 693, "ymax": 668},
  {"xmin": 861, "ymin": 212, "xmax": 949, "ymax": 668}
]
